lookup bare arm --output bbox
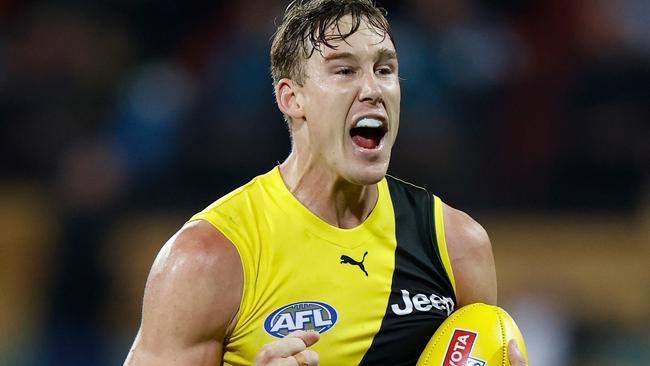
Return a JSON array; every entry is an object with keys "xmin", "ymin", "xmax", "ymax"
[
  {"xmin": 442, "ymin": 202, "xmax": 526, "ymax": 366},
  {"xmin": 443, "ymin": 202, "xmax": 497, "ymax": 307},
  {"xmin": 124, "ymin": 219, "xmax": 321, "ymax": 366},
  {"xmin": 124, "ymin": 220, "xmax": 243, "ymax": 366}
]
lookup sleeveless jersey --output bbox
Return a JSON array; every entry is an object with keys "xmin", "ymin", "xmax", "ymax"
[{"xmin": 190, "ymin": 167, "xmax": 457, "ymax": 366}]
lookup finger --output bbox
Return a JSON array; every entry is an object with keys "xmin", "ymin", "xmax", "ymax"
[
  {"xmin": 263, "ymin": 337, "xmax": 310, "ymax": 358},
  {"xmin": 290, "ymin": 350, "xmax": 319, "ymax": 366},
  {"xmin": 254, "ymin": 331, "xmax": 321, "ymax": 364},
  {"xmin": 293, "ymin": 351, "xmax": 307, "ymax": 366},
  {"xmin": 286, "ymin": 330, "xmax": 320, "ymax": 348},
  {"xmin": 507, "ymin": 339, "xmax": 526, "ymax": 366}
]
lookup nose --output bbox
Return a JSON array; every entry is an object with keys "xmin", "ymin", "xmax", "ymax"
[{"xmin": 358, "ymin": 70, "xmax": 382, "ymax": 105}]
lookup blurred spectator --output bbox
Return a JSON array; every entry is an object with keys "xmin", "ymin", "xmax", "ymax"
[
  {"xmin": 109, "ymin": 60, "xmax": 197, "ymax": 185},
  {"xmin": 0, "ymin": 3, "xmax": 134, "ymax": 179},
  {"xmin": 550, "ymin": 0, "xmax": 650, "ymax": 210}
]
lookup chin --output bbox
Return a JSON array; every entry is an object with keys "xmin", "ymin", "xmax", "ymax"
[{"xmin": 345, "ymin": 163, "xmax": 389, "ymax": 186}]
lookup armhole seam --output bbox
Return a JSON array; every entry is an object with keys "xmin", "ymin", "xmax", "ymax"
[{"xmin": 433, "ymin": 196, "xmax": 457, "ymax": 296}]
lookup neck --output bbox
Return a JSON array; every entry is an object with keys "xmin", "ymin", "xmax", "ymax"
[{"xmin": 279, "ymin": 151, "xmax": 378, "ymax": 229}]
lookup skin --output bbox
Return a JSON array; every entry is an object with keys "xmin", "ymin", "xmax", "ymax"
[
  {"xmin": 276, "ymin": 20, "xmax": 400, "ymax": 228},
  {"xmin": 124, "ymin": 16, "xmax": 526, "ymax": 366}
]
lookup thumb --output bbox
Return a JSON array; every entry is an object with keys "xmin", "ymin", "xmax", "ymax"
[{"xmin": 507, "ymin": 339, "xmax": 526, "ymax": 366}]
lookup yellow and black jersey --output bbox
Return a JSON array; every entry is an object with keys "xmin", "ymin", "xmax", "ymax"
[{"xmin": 190, "ymin": 167, "xmax": 457, "ymax": 366}]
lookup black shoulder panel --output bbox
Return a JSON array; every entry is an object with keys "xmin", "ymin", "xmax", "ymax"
[{"xmin": 358, "ymin": 176, "xmax": 456, "ymax": 366}]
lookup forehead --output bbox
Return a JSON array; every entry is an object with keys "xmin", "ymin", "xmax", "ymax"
[{"xmin": 310, "ymin": 15, "xmax": 396, "ymax": 60}]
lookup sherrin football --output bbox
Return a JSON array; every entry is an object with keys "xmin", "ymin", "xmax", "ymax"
[{"xmin": 416, "ymin": 303, "xmax": 528, "ymax": 366}]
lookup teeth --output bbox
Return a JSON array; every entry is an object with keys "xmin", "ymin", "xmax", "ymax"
[{"xmin": 355, "ymin": 118, "xmax": 382, "ymax": 128}]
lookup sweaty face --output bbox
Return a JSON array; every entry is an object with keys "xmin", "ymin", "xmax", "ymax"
[{"xmin": 294, "ymin": 16, "xmax": 400, "ymax": 185}]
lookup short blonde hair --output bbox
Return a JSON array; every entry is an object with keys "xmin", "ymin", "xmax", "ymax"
[{"xmin": 270, "ymin": 0, "xmax": 392, "ymax": 87}]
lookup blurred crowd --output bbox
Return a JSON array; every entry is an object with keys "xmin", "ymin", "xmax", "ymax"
[{"xmin": 0, "ymin": 0, "xmax": 648, "ymax": 365}]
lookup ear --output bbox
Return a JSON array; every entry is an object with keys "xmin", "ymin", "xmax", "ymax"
[{"xmin": 275, "ymin": 78, "xmax": 305, "ymax": 121}]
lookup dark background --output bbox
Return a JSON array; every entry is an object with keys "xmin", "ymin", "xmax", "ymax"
[{"xmin": 1, "ymin": 0, "xmax": 648, "ymax": 365}]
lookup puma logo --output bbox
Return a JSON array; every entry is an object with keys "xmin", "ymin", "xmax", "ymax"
[{"xmin": 340, "ymin": 251, "xmax": 368, "ymax": 276}]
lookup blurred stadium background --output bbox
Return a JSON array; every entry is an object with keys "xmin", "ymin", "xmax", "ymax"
[{"xmin": 0, "ymin": 0, "xmax": 648, "ymax": 365}]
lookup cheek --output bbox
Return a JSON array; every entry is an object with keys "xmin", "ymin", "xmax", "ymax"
[
  {"xmin": 386, "ymin": 80, "xmax": 401, "ymax": 99},
  {"xmin": 383, "ymin": 86, "xmax": 400, "ymax": 114},
  {"xmin": 306, "ymin": 84, "xmax": 355, "ymax": 119}
]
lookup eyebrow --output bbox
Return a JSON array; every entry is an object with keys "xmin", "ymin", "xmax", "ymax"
[
  {"xmin": 376, "ymin": 48, "xmax": 398, "ymax": 62},
  {"xmin": 322, "ymin": 48, "xmax": 398, "ymax": 62}
]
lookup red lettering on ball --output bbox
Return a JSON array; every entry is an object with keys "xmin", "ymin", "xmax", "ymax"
[{"xmin": 443, "ymin": 329, "xmax": 477, "ymax": 366}]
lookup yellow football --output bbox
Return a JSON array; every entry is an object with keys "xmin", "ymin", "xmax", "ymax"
[{"xmin": 416, "ymin": 303, "xmax": 528, "ymax": 366}]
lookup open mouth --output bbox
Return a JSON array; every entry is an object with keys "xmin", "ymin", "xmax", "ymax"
[{"xmin": 350, "ymin": 118, "xmax": 387, "ymax": 150}]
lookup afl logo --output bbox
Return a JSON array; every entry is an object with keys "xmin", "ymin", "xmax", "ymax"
[{"xmin": 263, "ymin": 301, "xmax": 338, "ymax": 338}]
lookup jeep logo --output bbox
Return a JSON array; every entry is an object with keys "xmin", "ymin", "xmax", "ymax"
[{"xmin": 390, "ymin": 289, "xmax": 455, "ymax": 316}]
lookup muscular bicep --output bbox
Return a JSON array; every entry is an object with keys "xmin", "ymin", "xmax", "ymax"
[
  {"xmin": 124, "ymin": 220, "xmax": 243, "ymax": 366},
  {"xmin": 442, "ymin": 203, "xmax": 497, "ymax": 307}
]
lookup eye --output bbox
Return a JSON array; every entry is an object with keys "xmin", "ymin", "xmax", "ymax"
[
  {"xmin": 335, "ymin": 67, "xmax": 356, "ymax": 76},
  {"xmin": 376, "ymin": 65, "xmax": 394, "ymax": 76}
]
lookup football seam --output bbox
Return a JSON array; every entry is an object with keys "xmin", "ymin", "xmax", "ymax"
[
  {"xmin": 420, "ymin": 303, "xmax": 480, "ymax": 366},
  {"xmin": 497, "ymin": 307, "xmax": 507, "ymax": 366}
]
